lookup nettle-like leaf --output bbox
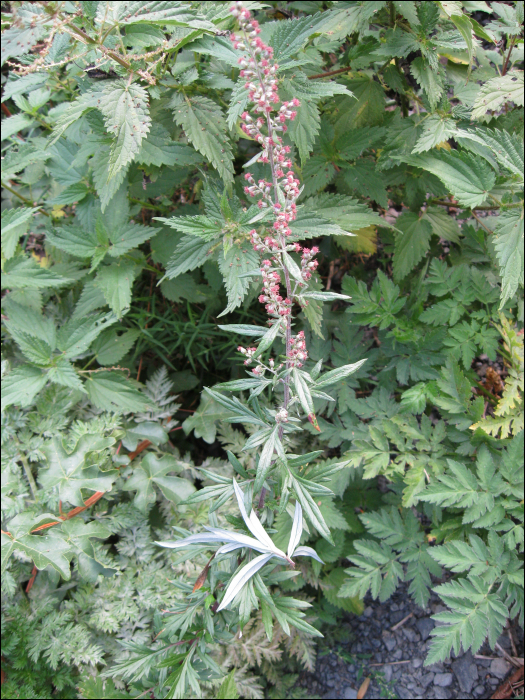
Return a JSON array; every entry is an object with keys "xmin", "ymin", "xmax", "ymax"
[
  {"xmin": 492, "ymin": 209, "xmax": 524, "ymax": 308},
  {"xmin": 98, "ymin": 81, "xmax": 152, "ymax": 181},
  {"xmin": 170, "ymin": 93, "xmax": 234, "ymax": 183},
  {"xmin": 472, "ymin": 70, "xmax": 524, "ymax": 122},
  {"xmin": 397, "ymin": 150, "xmax": 496, "ymax": 208}
]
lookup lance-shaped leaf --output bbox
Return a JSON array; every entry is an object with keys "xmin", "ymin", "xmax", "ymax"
[
  {"xmin": 299, "ymin": 291, "xmax": 351, "ymax": 302},
  {"xmin": 253, "ymin": 432, "xmax": 279, "ymax": 492},
  {"xmin": 39, "ymin": 434, "xmax": 117, "ymax": 507},
  {"xmin": 314, "ymin": 359, "xmax": 368, "ymax": 388},
  {"xmin": 232, "ymin": 479, "xmax": 280, "ymax": 553},
  {"xmin": 203, "ymin": 387, "xmax": 269, "ymax": 427},
  {"xmin": 217, "ymin": 324, "xmax": 267, "ymax": 337},
  {"xmin": 217, "ymin": 553, "xmax": 275, "ymax": 611},
  {"xmin": 293, "ymin": 546, "xmax": 324, "ymax": 564},
  {"xmin": 157, "ymin": 479, "xmax": 323, "ymax": 610},
  {"xmin": 287, "ymin": 500, "xmax": 303, "ymax": 558},
  {"xmin": 253, "ymin": 320, "xmax": 282, "ymax": 359}
]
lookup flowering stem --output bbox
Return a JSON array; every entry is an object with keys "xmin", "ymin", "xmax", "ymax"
[{"xmin": 231, "ymin": 1, "xmax": 320, "ymax": 495}]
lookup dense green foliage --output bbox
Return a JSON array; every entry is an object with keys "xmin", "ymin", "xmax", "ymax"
[{"xmin": 1, "ymin": 1, "xmax": 524, "ymax": 698}]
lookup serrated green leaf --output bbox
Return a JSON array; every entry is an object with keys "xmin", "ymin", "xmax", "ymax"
[
  {"xmin": 393, "ymin": 212, "xmax": 433, "ymax": 281},
  {"xmin": 472, "ymin": 70, "xmax": 524, "ymax": 122},
  {"xmin": 1, "ymin": 364, "xmax": 48, "ymax": 410},
  {"xmin": 95, "ymin": 261, "xmax": 137, "ymax": 317},
  {"xmin": 1, "ymin": 207, "xmax": 39, "ymax": 260},
  {"xmin": 170, "ymin": 93, "xmax": 234, "ymax": 183},
  {"xmin": 492, "ymin": 209, "xmax": 524, "ymax": 308},
  {"xmin": 397, "ymin": 150, "xmax": 495, "ymax": 208},
  {"xmin": 85, "ymin": 372, "xmax": 153, "ymax": 413},
  {"xmin": 98, "ymin": 81, "xmax": 151, "ymax": 181},
  {"xmin": 163, "ymin": 235, "xmax": 212, "ymax": 280}
]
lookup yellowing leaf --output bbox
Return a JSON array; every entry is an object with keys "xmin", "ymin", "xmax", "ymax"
[{"xmin": 335, "ymin": 226, "xmax": 377, "ymax": 255}]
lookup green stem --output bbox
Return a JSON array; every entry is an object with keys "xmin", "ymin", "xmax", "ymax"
[
  {"xmin": 1, "ymin": 182, "xmax": 49, "ymax": 216},
  {"xmin": 16, "ymin": 440, "xmax": 38, "ymax": 501}
]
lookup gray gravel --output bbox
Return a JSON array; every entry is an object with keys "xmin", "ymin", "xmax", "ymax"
[{"xmin": 297, "ymin": 582, "xmax": 523, "ymax": 699}]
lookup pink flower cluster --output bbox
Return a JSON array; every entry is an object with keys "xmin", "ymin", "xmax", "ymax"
[
  {"xmin": 230, "ymin": 1, "xmax": 300, "ymax": 219},
  {"xmin": 230, "ymin": 1, "xmax": 321, "ymax": 383},
  {"xmin": 301, "ymin": 247, "xmax": 319, "ymax": 281},
  {"xmin": 237, "ymin": 346, "xmax": 257, "ymax": 365},
  {"xmin": 259, "ymin": 260, "xmax": 291, "ymax": 317},
  {"xmin": 288, "ymin": 331, "xmax": 308, "ymax": 368}
]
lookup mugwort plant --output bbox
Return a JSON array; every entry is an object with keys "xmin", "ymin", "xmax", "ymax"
[{"xmin": 156, "ymin": 2, "xmax": 367, "ymax": 610}]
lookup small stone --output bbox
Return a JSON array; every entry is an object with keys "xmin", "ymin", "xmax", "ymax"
[
  {"xmin": 434, "ymin": 672, "xmax": 454, "ymax": 687},
  {"xmin": 396, "ymin": 686, "xmax": 412, "ymax": 699},
  {"xmin": 490, "ymin": 658, "xmax": 511, "ymax": 679},
  {"xmin": 412, "ymin": 658, "xmax": 423, "ymax": 669},
  {"xmin": 488, "ymin": 677, "xmax": 500, "ymax": 686},
  {"xmin": 343, "ymin": 688, "xmax": 358, "ymax": 700},
  {"xmin": 473, "ymin": 684, "xmax": 486, "ymax": 696},
  {"xmin": 402, "ymin": 627, "xmax": 420, "ymax": 643},
  {"xmin": 390, "ymin": 610, "xmax": 407, "ymax": 625},
  {"xmin": 416, "ymin": 617, "xmax": 435, "ymax": 641},
  {"xmin": 393, "ymin": 649, "xmax": 403, "ymax": 660},
  {"xmin": 383, "ymin": 665, "xmax": 393, "ymax": 682},
  {"xmin": 452, "ymin": 650, "xmax": 479, "ymax": 693},
  {"xmin": 391, "ymin": 603, "xmax": 399, "ymax": 611},
  {"xmin": 497, "ymin": 633, "xmax": 512, "ymax": 651},
  {"xmin": 326, "ymin": 678, "xmax": 335, "ymax": 688},
  {"xmin": 420, "ymin": 673, "xmax": 435, "ymax": 688},
  {"xmin": 363, "ymin": 605, "xmax": 374, "ymax": 617},
  {"xmin": 434, "ymin": 688, "xmax": 451, "ymax": 700},
  {"xmin": 427, "ymin": 663, "xmax": 444, "ymax": 673},
  {"xmin": 382, "ymin": 632, "xmax": 396, "ymax": 652}
]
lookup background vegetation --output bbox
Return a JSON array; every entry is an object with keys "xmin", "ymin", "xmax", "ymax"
[{"xmin": 1, "ymin": 1, "xmax": 523, "ymax": 698}]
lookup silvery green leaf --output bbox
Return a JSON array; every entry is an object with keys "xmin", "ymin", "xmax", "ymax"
[
  {"xmin": 253, "ymin": 428, "xmax": 278, "ymax": 493},
  {"xmin": 311, "ymin": 389, "xmax": 336, "ymax": 401},
  {"xmin": 215, "ymin": 378, "xmax": 269, "ymax": 391},
  {"xmin": 300, "ymin": 291, "xmax": 351, "ymax": 301},
  {"xmin": 286, "ymin": 501, "xmax": 310, "ymax": 534},
  {"xmin": 203, "ymin": 526, "xmax": 274, "ymax": 554},
  {"xmin": 233, "ymin": 480, "xmax": 282, "ymax": 554},
  {"xmin": 314, "ymin": 359, "xmax": 368, "ymax": 389},
  {"xmin": 216, "ymin": 542, "xmax": 245, "ymax": 554},
  {"xmin": 253, "ymin": 320, "xmax": 282, "ymax": 359},
  {"xmin": 293, "ymin": 368, "xmax": 315, "ymax": 415},
  {"xmin": 155, "ymin": 532, "xmax": 227, "ymax": 549},
  {"xmin": 243, "ymin": 150, "xmax": 264, "ymax": 169},
  {"xmin": 288, "ymin": 501, "xmax": 303, "ymax": 557},
  {"xmin": 293, "ymin": 545, "xmax": 324, "ymax": 564},
  {"xmin": 243, "ymin": 427, "xmax": 274, "ymax": 451},
  {"xmin": 310, "ymin": 359, "xmax": 323, "ymax": 380},
  {"xmin": 217, "ymin": 553, "xmax": 274, "ymax": 611},
  {"xmin": 218, "ymin": 324, "xmax": 266, "ymax": 336},
  {"xmin": 282, "ymin": 251, "xmax": 303, "ymax": 283}
]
